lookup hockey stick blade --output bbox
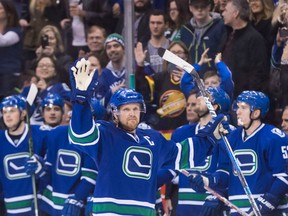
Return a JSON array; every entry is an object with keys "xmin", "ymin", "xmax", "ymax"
[
  {"xmin": 26, "ymin": 83, "xmax": 38, "ymax": 106},
  {"xmin": 158, "ymin": 48, "xmax": 195, "ymax": 73}
]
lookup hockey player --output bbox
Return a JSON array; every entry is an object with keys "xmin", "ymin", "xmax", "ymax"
[
  {"xmin": 41, "ymin": 93, "xmax": 64, "ymax": 128},
  {"xmin": 190, "ymin": 91, "xmax": 288, "ymax": 215},
  {"xmin": 169, "ymin": 87, "xmax": 231, "ymax": 216},
  {"xmin": 36, "ymin": 93, "xmax": 98, "ymax": 216},
  {"xmin": 68, "ymin": 58, "xmax": 225, "ymax": 216},
  {"xmin": 0, "ymin": 95, "xmax": 47, "ymax": 215}
]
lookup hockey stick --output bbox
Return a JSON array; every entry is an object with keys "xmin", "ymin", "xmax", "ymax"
[
  {"xmin": 158, "ymin": 48, "xmax": 261, "ymax": 216},
  {"xmin": 25, "ymin": 83, "xmax": 39, "ymax": 216},
  {"xmin": 180, "ymin": 169, "xmax": 249, "ymax": 216}
]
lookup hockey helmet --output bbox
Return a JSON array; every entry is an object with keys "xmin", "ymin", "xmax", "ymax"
[
  {"xmin": 109, "ymin": 88, "xmax": 146, "ymax": 113},
  {"xmin": 0, "ymin": 95, "xmax": 26, "ymax": 112},
  {"xmin": 233, "ymin": 91, "xmax": 269, "ymax": 118},
  {"xmin": 41, "ymin": 93, "xmax": 64, "ymax": 110},
  {"xmin": 206, "ymin": 87, "xmax": 231, "ymax": 114}
]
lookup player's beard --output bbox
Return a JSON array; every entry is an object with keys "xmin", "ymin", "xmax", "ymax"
[{"xmin": 119, "ymin": 118, "xmax": 139, "ymax": 132}]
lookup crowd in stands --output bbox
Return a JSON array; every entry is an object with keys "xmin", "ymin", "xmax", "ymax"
[{"xmin": 0, "ymin": 0, "xmax": 288, "ymax": 215}]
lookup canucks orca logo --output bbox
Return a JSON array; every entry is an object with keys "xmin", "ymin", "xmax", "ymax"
[
  {"xmin": 4, "ymin": 153, "xmax": 30, "ymax": 180},
  {"xmin": 56, "ymin": 149, "xmax": 81, "ymax": 176},
  {"xmin": 233, "ymin": 149, "xmax": 258, "ymax": 176},
  {"xmin": 123, "ymin": 146, "xmax": 152, "ymax": 180}
]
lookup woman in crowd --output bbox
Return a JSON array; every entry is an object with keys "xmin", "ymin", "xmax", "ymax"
[
  {"xmin": 0, "ymin": 0, "xmax": 22, "ymax": 100},
  {"xmin": 34, "ymin": 25, "xmax": 73, "ymax": 87},
  {"xmin": 21, "ymin": 54, "xmax": 71, "ymax": 125},
  {"xmin": 165, "ymin": 0, "xmax": 191, "ymax": 41}
]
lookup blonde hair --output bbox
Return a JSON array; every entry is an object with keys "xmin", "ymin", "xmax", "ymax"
[
  {"xmin": 39, "ymin": 25, "xmax": 65, "ymax": 53},
  {"xmin": 249, "ymin": 0, "xmax": 274, "ymax": 22},
  {"xmin": 29, "ymin": 0, "xmax": 46, "ymax": 15}
]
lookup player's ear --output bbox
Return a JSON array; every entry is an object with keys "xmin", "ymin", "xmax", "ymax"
[
  {"xmin": 20, "ymin": 110, "xmax": 27, "ymax": 121},
  {"xmin": 251, "ymin": 109, "xmax": 261, "ymax": 120},
  {"xmin": 112, "ymin": 111, "xmax": 119, "ymax": 125}
]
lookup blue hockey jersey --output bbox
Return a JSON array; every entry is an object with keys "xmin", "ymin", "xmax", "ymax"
[
  {"xmin": 217, "ymin": 124, "xmax": 288, "ymax": 215},
  {"xmin": 68, "ymin": 103, "xmax": 213, "ymax": 216},
  {"xmin": 39, "ymin": 125, "xmax": 97, "ymax": 215},
  {"xmin": 171, "ymin": 123, "xmax": 220, "ymax": 216},
  {"xmin": 0, "ymin": 124, "xmax": 47, "ymax": 215}
]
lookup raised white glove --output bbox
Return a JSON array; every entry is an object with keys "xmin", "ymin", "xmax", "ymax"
[{"xmin": 71, "ymin": 58, "xmax": 93, "ymax": 91}]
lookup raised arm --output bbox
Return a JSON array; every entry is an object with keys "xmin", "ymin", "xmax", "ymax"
[{"xmin": 68, "ymin": 58, "xmax": 99, "ymax": 146}]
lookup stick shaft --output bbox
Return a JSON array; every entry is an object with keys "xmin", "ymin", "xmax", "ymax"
[
  {"xmin": 25, "ymin": 84, "xmax": 39, "ymax": 216},
  {"xmin": 180, "ymin": 170, "xmax": 249, "ymax": 216}
]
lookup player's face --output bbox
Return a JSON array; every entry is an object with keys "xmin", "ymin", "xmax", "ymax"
[
  {"xmin": 43, "ymin": 104, "xmax": 63, "ymax": 127},
  {"xmin": 204, "ymin": 75, "xmax": 220, "ymax": 88},
  {"xmin": 117, "ymin": 103, "xmax": 141, "ymax": 132},
  {"xmin": 195, "ymin": 95, "xmax": 209, "ymax": 117},
  {"xmin": 186, "ymin": 94, "xmax": 199, "ymax": 123},
  {"xmin": 149, "ymin": 15, "xmax": 166, "ymax": 38},
  {"xmin": 2, "ymin": 107, "xmax": 24, "ymax": 130},
  {"xmin": 105, "ymin": 41, "xmax": 125, "ymax": 63},
  {"xmin": 87, "ymin": 29, "xmax": 105, "ymax": 52},
  {"xmin": 235, "ymin": 102, "xmax": 251, "ymax": 127},
  {"xmin": 281, "ymin": 109, "xmax": 288, "ymax": 134}
]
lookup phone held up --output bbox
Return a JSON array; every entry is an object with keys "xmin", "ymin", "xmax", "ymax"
[
  {"xmin": 280, "ymin": 27, "xmax": 288, "ymax": 37},
  {"xmin": 41, "ymin": 34, "xmax": 49, "ymax": 49}
]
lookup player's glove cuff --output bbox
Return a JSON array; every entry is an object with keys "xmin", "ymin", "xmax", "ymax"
[
  {"xmin": 24, "ymin": 154, "xmax": 45, "ymax": 178},
  {"xmin": 62, "ymin": 196, "xmax": 84, "ymax": 216},
  {"xmin": 248, "ymin": 193, "xmax": 280, "ymax": 215}
]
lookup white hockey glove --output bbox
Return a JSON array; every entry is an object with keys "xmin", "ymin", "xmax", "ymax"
[{"xmin": 70, "ymin": 58, "xmax": 97, "ymax": 103}]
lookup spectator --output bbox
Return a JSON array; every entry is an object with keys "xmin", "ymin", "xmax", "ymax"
[
  {"xmin": 281, "ymin": 105, "xmax": 288, "ymax": 134},
  {"xmin": 21, "ymin": 54, "xmax": 71, "ymax": 125},
  {"xmin": 180, "ymin": 51, "xmax": 234, "ymax": 99},
  {"xmin": 165, "ymin": 0, "xmax": 191, "ymax": 41},
  {"xmin": 249, "ymin": 0, "xmax": 276, "ymax": 60},
  {"xmin": 79, "ymin": 25, "xmax": 109, "ymax": 66},
  {"xmin": 0, "ymin": 0, "xmax": 22, "ymax": 100},
  {"xmin": 115, "ymin": 0, "xmax": 153, "ymax": 47},
  {"xmin": 270, "ymin": 28, "xmax": 288, "ymax": 119},
  {"xmin": 63, "ymin": 0, "xmax": 114, "ymax": 60},
  {"xmin": 20, "ymin": 0, "xmax": 68, "ymax": 65},
  {"xmin": 135, "ymin": 41, "xmax": 190, "ymax": 138},
  {"xmin": 93, "ymin": 33, "xmax": 126, "ymax": 107},
  {"xmin": 33, "ymin": 25, "xmax": 73, "ymax": 87},
  {"xmin": 220, "ymin": 0, "xmax": 270, "ymax": 98},
  {"xmin": 139, "ymin": 9, "xmax": 171, "ymax": 74},
  {"xmin": 180, "ymin": 0, "xmax": 226, "ymax": 77}
]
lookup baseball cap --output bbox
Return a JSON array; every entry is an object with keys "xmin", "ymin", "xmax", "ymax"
[{"xmin": 190, "ymin": 0, "xmax": 211, "ymax": 7}]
